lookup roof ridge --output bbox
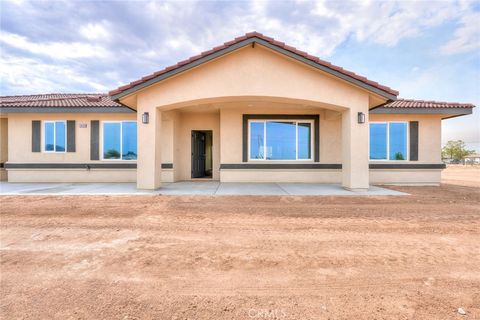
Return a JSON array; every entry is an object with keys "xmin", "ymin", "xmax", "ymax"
[{"xmin": 109, "ymin": 31, "xmax": 399, "ymax": 97}]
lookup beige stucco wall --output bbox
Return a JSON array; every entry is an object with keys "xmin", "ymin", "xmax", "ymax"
[
  {"xmin": 130, "ymin": 45, "xmax": 377, "ymax": 111},
  {"xmin": 8, "ymin": 169, "xmax": 136, "ymax": 183},
  {"xmin": 370, "ymin": 169, "xmax": 441, "ymax": 185},
  {"xmin": 5, "ymin": 112, "xmax": 137, "ymax": 182},
  {"xmin": 0, "ymin": 118, "xmax": 8, "ymax": 180},
  {"xmin": 221, "ymin": 170, "xmax": 342, "ymax": 183}
]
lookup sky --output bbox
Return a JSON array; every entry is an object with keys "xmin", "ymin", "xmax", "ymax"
[{"xmin": 1, "ymin": 0, "xmax": 479, "ymax": 150}]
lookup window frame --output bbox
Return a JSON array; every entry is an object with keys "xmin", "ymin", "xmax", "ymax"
[
  {"xmin": 101, "ymin": 120, "xmax": 138, "ymax": 161},
  {"xmin": 43, "ymin": 120, "xmax": 67, "ymax": 153},
  {"xmin": 369, "ymin": 121, "xmax": 409, "ymax": 161},
  {"xmin": 247, "ymin": 119, "xmax": 315, "ymax": 161}
]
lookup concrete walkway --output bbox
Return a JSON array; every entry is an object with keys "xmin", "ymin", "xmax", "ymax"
[{"xmin": 0, "ymin": 181, "xmax": 407, "ymax": 196}]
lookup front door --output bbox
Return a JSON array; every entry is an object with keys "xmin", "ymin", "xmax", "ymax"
[{"xmin": 191, "ymin": 131, "xmax": 206, "ymax": 178}]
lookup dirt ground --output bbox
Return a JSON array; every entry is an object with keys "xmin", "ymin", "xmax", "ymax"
[
  {"xmin": 1, "ymin": 168, "xmax": 479, "ymax": 319},
  {"xmin": 442, "ymin": 165, "xmax": 480, "ymax": 187}
]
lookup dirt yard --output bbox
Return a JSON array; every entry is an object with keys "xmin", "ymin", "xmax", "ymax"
[
  {"xmin": 1, "ymin": 169, "xmax": 479, "ymax": 319},
  {"xmin": 442, "ymin": 165, "xmax": 480, "ymax": 187}
]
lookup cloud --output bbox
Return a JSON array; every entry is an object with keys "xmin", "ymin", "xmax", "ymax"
[
  {"xmin": 310, "ymin": 0, "xmax": 462, "ymax": 49},
  {"xmin": 79, "ymin": 21, "xmax": 111, "ymax": 41},
  {"xmin": 440, "ymin": 11, "xmax": 480, "ymax": 55},
  {"xmin": 0, "ymin": 0, "xmax": 479, "ymax": 96},
  {"xmin": 0, "ymin": 54, "xmax": 109, "ymax": 94},
  {"xmin": 0, "ymin": 32, "xmax": 109, "ymax": 59}
]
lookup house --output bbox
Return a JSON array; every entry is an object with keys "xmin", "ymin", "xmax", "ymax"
[
  {"xmin": 464, "ymin": 154, "xmax": 480, "ymax": 165},
  {"xmin": 0, "ymin": 32, "xmax": 475, "ymax": 190}
]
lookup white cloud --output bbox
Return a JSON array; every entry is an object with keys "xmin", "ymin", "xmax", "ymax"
[
  {"xmin": 440, "ymin": 11, "xmax": 480, "ymax": 55},
  {"xmin": 79, "ymin": 21, "xmax": 111, "ymax": 41},
  {"xmin": 310, "ymin": 0, "xmax": 462, "ymax": 50},
  {"xmin": 0, "ymin": 32, "xmax": 109, "ymax": 60},
  {"xmin": 0, "ymin": 54, "xmax": 109, "ymax": 94},
  {"xmin": 198, "ymin": 0, "xmax": 470, "ymax": 57},
  {"xmin": 5, "ymin": 0, "xmax": 25, "ymax": 5}
]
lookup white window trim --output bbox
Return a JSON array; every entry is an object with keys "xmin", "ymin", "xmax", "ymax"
[
  {"xmin": 369, "ymin": 121, "xmax": 409, "ymax": 161},
  {"xmin": 43, "ymin": 120, "xmax": 67, "ymax": 153},
  {"xmin": 101, "ymin": 120, "xmax": 137, "ymax": 161},
  {"xmin": 247, "ymin": 119, "xmax": 314, "ymax": 161}
]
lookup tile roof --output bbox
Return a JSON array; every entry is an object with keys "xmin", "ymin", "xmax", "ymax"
[
  {"xmin": 0, "ymin": 93, "xmax": 123, "ymax": 108},
  {"xmin": 382, "ymin": 99, "xmax": 475, "ymax": 109},
  {"xmin": 109, "ymin": 31, "xmax": 399, "ymax": 98}
]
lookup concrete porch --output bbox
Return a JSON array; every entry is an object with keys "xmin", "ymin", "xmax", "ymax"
[{"xmin": 0, "ymin": 181, "xmax": 406, "ymax": 196}]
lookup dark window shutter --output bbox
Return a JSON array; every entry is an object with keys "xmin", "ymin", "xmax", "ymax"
[
  {"xmin": 90, "ymin": 120, "xmax": 99, "ymax": 160},
  {"xmin": 32, "ymin": 120, "xmax": 41, "ymax": 152},
  {"xmin": 67, "ymin": 120, "xmax": 76, "ymax": 152},
  {"xmin": 409, "ymin": 121, "xmax": 419, "ymax": 161}
]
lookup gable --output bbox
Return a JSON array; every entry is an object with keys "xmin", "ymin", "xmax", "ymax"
[
  {"xmin": 127, "ymin": 44, "xmax": 378, "ymax": 111},
  {"xmin": 110, "ymin": 32, "xmax": 398, "ymax": 102}
]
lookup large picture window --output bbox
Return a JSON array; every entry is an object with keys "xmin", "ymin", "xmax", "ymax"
[
  {"xmin": 44, "ymin": 121, "xmax": 66, "ymax": 152},
  {"xmin": 102, "ymin": 121, "xmax": 137, "ymax": 160},
  {"xmin": 369, "ymin": 122, "xmax": 408, "ymax": 160},
  {"xmin": 249, "ymin": 120, "xmax": 313, "ymax": 160}
]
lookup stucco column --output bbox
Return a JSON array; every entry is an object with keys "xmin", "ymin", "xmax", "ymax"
[
  {"xmin": 137, "ymin": 107, "xmax": 162, "ymax": 189},
  {"xmin": 341, "ymin": 107, "xmax": 369, "ymax": 191}
]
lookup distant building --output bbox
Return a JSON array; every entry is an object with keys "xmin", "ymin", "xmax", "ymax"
[{"xmin": 464, "ymin": 154, "xmax": 480, "ymax": 165}]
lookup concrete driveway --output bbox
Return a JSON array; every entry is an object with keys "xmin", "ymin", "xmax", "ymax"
[{"xmin": 0, "ymin": 181, "xmax": 406, "ymax": 196}]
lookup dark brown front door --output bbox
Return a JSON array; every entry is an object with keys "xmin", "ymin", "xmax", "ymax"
[{"xmin": 191, "ymin": 131, "xmax": 206, "ymax": 178}]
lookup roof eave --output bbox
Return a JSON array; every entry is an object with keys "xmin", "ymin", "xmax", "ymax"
[
  {"xmin": 110, "ymin": 37, "xmax": 398, "ymax": 101},
  {"xmin": 369, "ymin": 106, "xmax": 473, "ymax": 119}
]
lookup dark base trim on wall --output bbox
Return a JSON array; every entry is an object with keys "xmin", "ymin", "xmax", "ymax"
[
  {"xmin": 369, "ymin": 163, "xmax": 446, "ymax": 169},
  {"xmin": 220, "ymin": 163, "xmax": 342, "ymax": 170},
  {"xmin": 4, "ymin": 162, "xmax": 445, "ymax": 170},
  {"xmin": 4, "ymin": 163, "xmax": 137, "ymax": 169},
  {"xmin": 221, "ymin": 163, "xmax": 446, "ymax": 170}
]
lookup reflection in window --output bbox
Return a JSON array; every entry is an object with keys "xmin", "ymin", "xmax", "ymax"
[
  {"xmin": 250, "ymin": 122, "xmax": 264, "ymax": 159},
  {"xmin": 266, "ymin": 121, "xmax": 296, "ymax": 160},
  {"xmin": 44, "ymin": 121, "xmax": 66, "ymax": 152},
  {"xmin": 103, "ymin": 121, "xmax": 137, "ymax": 160},
  {"xmin": 122, "ymin": 122, "xmax": 138, "ymax": 160},
  {"xmin": 249, "ymin": 120, "xmax": 313, "ymax": 161},
  {"xmin": 369, "ymin": 122, "xmax": 408, "ymax": 160},
  {"xmin": 389, "ymin": 122, "xmax": 407, "ymax": 160},
  {"xmin": 369, "ymin": 123, "xmax": 387, "ymax": 160},
  {"xmin": 298, "ymin": 123, "xmax": 311, "ymax": 160},
  {"xmin": 103, "ymin": 122, "xmax": 121, "ymax": 159}
]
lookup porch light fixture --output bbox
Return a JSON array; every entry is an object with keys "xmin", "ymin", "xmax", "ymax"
[
  {"xmin": 142, "ymin": 112, "xmax": 149, "ymax": 124},
  {"xmin": 357, "ymin": 112, "xmax": 366, "ymax": 124}
]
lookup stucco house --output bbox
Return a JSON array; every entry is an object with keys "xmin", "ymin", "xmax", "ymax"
[{"xmin": 0, "ymin": 32, "xmax": 475, "ymax": 190}]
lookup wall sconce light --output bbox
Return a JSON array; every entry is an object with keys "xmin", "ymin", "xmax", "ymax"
[
  {"xmin": 142, "ymin": 112, "xmax": 149, "ymax": 124},
  {"xmin": 357, "ymin": 112, "xmax": 366, "ymax": 124}
]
